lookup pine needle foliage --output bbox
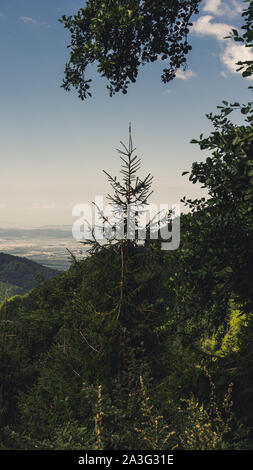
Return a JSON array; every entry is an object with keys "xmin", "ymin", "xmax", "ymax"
[
  {"xmin": 86, "ymin": 124, "xmax": 154, "ymax": 253},
  {"xmin": 104, "ymin": 123, "xmax": 153, "ymax": 213}
]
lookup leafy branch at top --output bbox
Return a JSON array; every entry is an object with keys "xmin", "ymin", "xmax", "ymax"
[{"xmin": 59, "ymin": 0, "xmax": 200, "ymax": 99}]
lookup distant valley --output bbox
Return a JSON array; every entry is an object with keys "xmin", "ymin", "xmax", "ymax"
[
  {"xmin": 0, "ymin": 225, "xmax": 87, "ymax": 303},
  {"xmin": 0, "ymin": 252, "xmax": 60, "ymax": 303},
  {"xmin": 0, "ymin": 226, "xmax": 86, "ymax": 271}
]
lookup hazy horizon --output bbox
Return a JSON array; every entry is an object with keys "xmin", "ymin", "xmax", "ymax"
[{"xmin": 0, "ymin": 225, "xmax": 85, "ymax": 270}]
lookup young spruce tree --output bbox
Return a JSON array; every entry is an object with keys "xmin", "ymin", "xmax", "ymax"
[{"xmin": 81, "ymin": 125, "xmax": 168, "ymax": 380}]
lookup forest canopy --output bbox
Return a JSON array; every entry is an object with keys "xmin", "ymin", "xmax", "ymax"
[{"xmin": 1, "ymin": 0, "xmax": 253, "ymax": 454}]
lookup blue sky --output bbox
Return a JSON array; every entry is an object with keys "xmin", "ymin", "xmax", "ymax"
[{"xmin": 0, "ymin": 0, "xmax": 252, "ymax": 226}]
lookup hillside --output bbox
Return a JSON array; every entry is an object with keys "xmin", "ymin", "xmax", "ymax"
[
  {"xmin": 0, "ymin": 237, "xmax": 252, "ymax": 451},
  {"xmin": 0, "ymin": 252, "xmax": 59, "ymax": 303}
]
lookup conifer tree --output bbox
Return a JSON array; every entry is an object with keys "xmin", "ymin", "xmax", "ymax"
[
  {"xmin": 103, "ymin": 123, "xmax": 153, "ymax": 244},
  {"xmin": 81, "ymin": 126, "xmax": 167, "ymax": 378}
]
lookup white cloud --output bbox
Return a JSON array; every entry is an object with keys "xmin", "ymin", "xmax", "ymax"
[
  {"xmin": 176, "ymin": 69, "xmax": 197, "ymax": 80},
  {"xmin": 191, "ymin": 15, "xmax": 232, "ymax": 40},
  {"xmin": 19, "ymin": 16, "xmax": 50, "ymax": 28},
  {"xmin": 221, "ymin": 42, "xmax": 253, "ymax": 77},
  {"xmin": 220, "ymin": 70, "xmax": 227, "ymax": 78},
  {"xmin": 0, "ymin": 204, "xmax": 7, "ymax": 209},
  {"xmin": 203, "ymin": 0, "xmax": 243, "ymax": 18},
  {"xmin": 20, "ymin": 16, "xmax": 38, "ymax": 25},
  {"xmin": 203, "ymin": 0, "xmax": 222, "ymax": 15},
  {"xmin": 192, "ymin": 14, "xmax": 253, "ymax": 80}
]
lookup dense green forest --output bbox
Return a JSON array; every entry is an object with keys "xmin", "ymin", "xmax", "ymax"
[
  {"xmin": 0, "ymin": 0, "xmax": 253, "ymax": 451},
  {"xmin": 0, "ymin": 253, "xmax": 59, "ymax": 304},
  {"xmin": 0, "ymin": 100, "xmax": 253, "ymax": 448}
]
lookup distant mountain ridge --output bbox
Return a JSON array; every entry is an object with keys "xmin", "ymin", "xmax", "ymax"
[{"xmin": 0, "ymin": 252, "xmax": 59, "ymax": 303}]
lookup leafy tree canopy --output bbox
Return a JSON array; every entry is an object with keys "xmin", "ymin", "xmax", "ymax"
[
  {"xmin": 176, "ymin": 2, "xmax": 253, "ymax": 323},
  {"xmin": 59, "ymin": 0, "xmax": 200, "ymax": 99}
]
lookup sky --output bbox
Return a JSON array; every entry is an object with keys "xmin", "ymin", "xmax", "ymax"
[{"xmin": 0, "ymin": 0, "xmax": 252, "ymax": 227}]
